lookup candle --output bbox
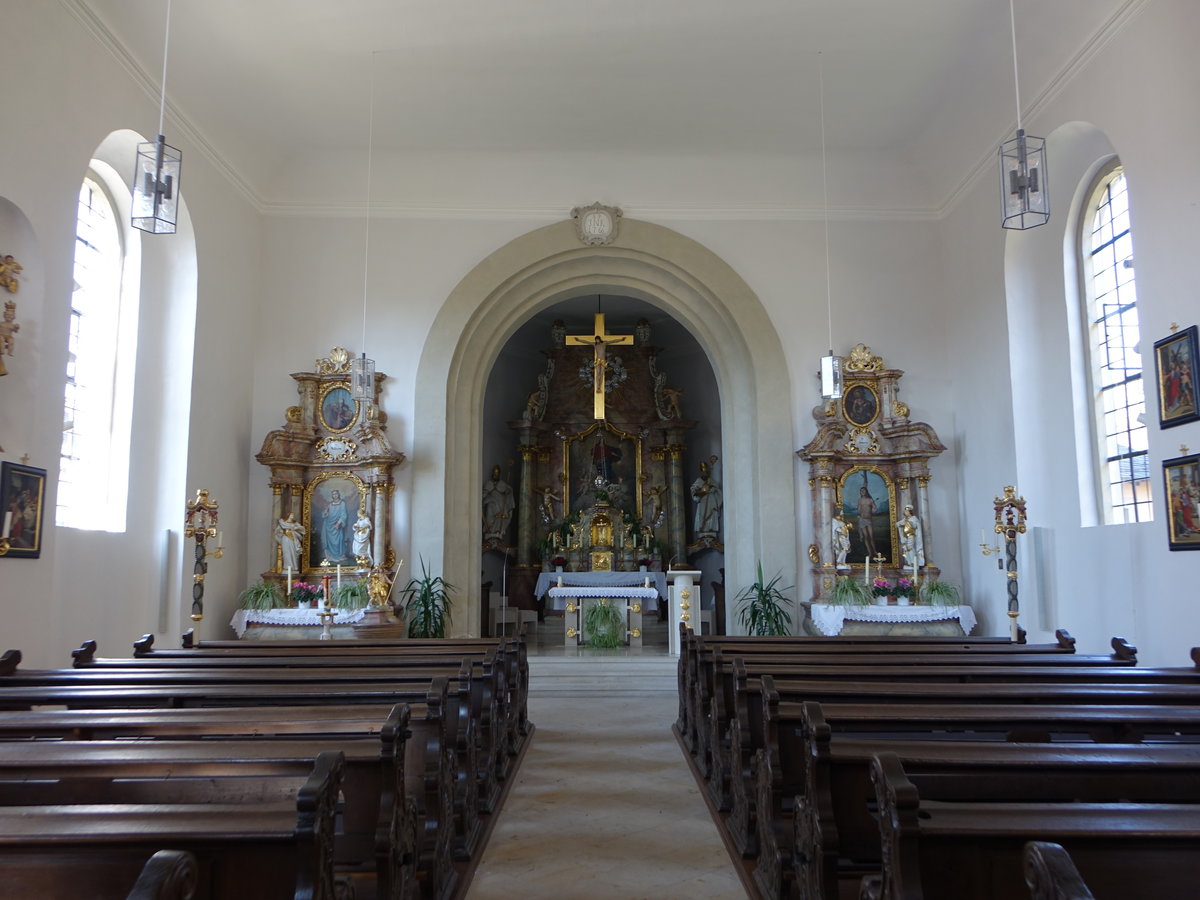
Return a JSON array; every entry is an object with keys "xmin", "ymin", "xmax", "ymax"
[
  {"xmin": 336, "ymin": 564, "xmax": 342, "ymax": 591},
  {"xmin": 2, "ymin": 511, "xmax": 10, "ymax": 537},
  {"xmin": 864, "ymin": 552, "xmax": 870, "ymax": 586},
  {"xmin": 217, "ymin": 531, "xmax": 223, "ymax": 548},
  {"xmin": 286, "ymin": 566, "xmax": 292, "ymax": 594}
]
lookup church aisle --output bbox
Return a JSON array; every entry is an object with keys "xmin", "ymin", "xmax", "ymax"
[{"xmin": 466, "ymin": 654, "xmax": 747, "ymax": 899}]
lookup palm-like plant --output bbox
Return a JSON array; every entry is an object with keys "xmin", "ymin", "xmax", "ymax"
[
  {"xmin": 919, "ymin": 579, "xmax": 961, "ymax": 607},
  {"xmin": 399, "ymin": 558, "xmax": 454, "ymax": 638},
  {"xmin": 583, "ymin": 598, "xmax": 625, "ymax": 648},
  {"xmin": 828, "ymin": 575, "xmax": 872, "ymax": 606},
  {"xmin": 237, "ymin": 581, "xmax": 283, "ymax": 610},
  {"xmin": 735, "ymin": 561, "xmax": 793, "ymax": 636},
  {"xmin": 333, "ymin": 579, "xmax": 369, "ymax": 609}
]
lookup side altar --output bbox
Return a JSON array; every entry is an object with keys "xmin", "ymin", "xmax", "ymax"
[
  {"xmin": 254, "ymin": 347, "xmax": 406, "ymax": 623},
  {"xmin": 797, "ymin": 344, "xmax": 949, "ymax": 617}
]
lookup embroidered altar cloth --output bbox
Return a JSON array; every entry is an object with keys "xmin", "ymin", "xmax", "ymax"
[{"xmin": 809, "ymin": 604, "xmax": 976, "ymax": 637}]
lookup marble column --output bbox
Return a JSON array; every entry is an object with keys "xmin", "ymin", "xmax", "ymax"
[
  {"xmin": 372, "ymin": 482, "xmax": 388, "ymax": 568},
  {"xmin": 916, "ymin": 475, "xmax": 932, "ymax": 566},
  {"xmin": 517, "ymin": 443, "xmax": 538, "ymax": 566},
  {"xmin": 271, "ymin": 483, "xmax": 283, "ymax": 572}
]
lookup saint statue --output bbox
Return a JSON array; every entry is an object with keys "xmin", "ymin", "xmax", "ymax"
[
  {"xmin": 897, "ymin": 505, "xmax": 925, "ymax": 570},
  {"xmin": 275, "ymin": 513, "xmax": 305, "ymax": 572},
  {"xmin": 691, "ymin": 458, "xmax": 722, "ymax": 539},
  {"xmin": 352, "ymin": 507, "xmax": 373, "ymax": 565},
  {"xmin": 831, "ymin": 513, "xmax": 851, "ymax": 569},
  {"xmin": 321, "ymin": 489, "xmax": 350, "ymax": 562},
  {"xmin": 482, "ymin": 464, "xmax": 515, "ymax": 540}
]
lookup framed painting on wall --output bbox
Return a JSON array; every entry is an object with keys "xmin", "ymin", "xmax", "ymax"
[
  {"xmin": 1, "ymin": 461, "xmax": 47, "ymax": 559},
  {"xmin": 303, "ymin": 470, "xmax": 367, "ymax": 568},
  {"xmin": 1154, "ymin": 325, "xmax": 1199, "ymax": 429},
  {"xmin": 1163, "ymin": 453, "xmax": 1200, "ymax": 551}
]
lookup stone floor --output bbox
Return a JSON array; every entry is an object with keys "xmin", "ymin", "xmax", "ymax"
[{"xmin": 465, "ymin": 615, "xmax": 748, "ymax": 899}]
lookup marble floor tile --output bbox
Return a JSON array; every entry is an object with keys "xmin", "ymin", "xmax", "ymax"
[{"xmin": 467, "ymin": 644, "xmax": 747, "ymax": 899}]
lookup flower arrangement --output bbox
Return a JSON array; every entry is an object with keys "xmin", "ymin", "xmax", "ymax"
[
  {"xmin": 893, "ymin": 577, "xmax": 916, "ymax": 600},
  {"xmin": 290, "ymin": 582, "xmax": 323, "ymax": 607},
  {"xmin": 551, "ymin": 556, "xmax": 567, "ymax": 568},
  {"xmin": 870, "ymin": 578, "xmax": 892, "ymax": 599},
  {"xmin": 637, "ymin": 557, "xmax": 653, "ymax": 568}
]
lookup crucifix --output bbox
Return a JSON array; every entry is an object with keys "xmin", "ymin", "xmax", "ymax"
[{"xmin": 567, "ymin": 312, "xmax": 633, "ymax": 419}]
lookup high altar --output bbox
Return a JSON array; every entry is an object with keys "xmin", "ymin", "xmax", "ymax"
[{"xmin": 496, "ymin": 315, "xmax": 714, "ymax": 613}]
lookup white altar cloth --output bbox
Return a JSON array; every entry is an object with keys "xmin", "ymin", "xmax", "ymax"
[
  {"xmin": 546, "ymin": 586, "xmax": 659, "ymax": 610},
  {"xmin": 230, "ymin": 607, "xmax": 367, "ymax": 638},
  {"xmin": 534, "ymin": 570, "xmax": 667, "ymax": 601},
  {"xmin": 809, "ymin": 604, "xmax": 976, "ymax": 637}
]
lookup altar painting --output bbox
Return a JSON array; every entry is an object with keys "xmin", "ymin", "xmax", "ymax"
[
  {"xmin": 563, "ymin": 423, "xmax": 642, "ymax": 517},
  {"xmin": 304, "ymin": 471, "xmax": 366, "ymax": 568},
  {"xmin": 838, "ymin": 466, "xmax": 896, "ymax": 566}
]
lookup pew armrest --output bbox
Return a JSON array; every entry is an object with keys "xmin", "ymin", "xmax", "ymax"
[
  {"xmin": 1023, "ymin": 841, "xmax": 1096, "ymax": 900},
  {"xmin": 125, "ymin": 849, "xmax": 199, "ymax": 900}
]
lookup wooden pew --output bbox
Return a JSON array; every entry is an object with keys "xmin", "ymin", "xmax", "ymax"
[
  {"xmin": 1023, "ymin": 841, "xmax": 1097, "ymax": 900},
  {"xmin": 0, "ymin": 750, "xmax": 345, "ymax": 900},
  {"xmin": 1, "ymin": 848, "xmax": 200, "ymax": 900},
  {"xmin": 774, "ymin": 707, "xmax": 1200, "ymax": 900},
  {"xmin": 862, "ymin": 751, "xmax": 1200, "ymax": 900},
  {"xmin": 0, "ymin": 737, "xmax": 419, "ymax": 900}
]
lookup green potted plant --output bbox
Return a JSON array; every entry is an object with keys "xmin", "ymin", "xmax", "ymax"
[
  {"xmin": 399, "ymin": 558, "xmax": 454, "ymax": 638},
  {"xmin": 583, "ymin": 598, "xmax": 625, "ymax": 648},
  {"xmin": 828, "ymin": 575, "xmax": 871, "ymax": 606},
  {"xmin": 237, "ymin": 580, "xmax": 283, "ymax": 610},
  {"xmin": 734, "ymin": 562, "xmax": 793, "ymax": 636},
  {"xmin": 920, "ymin": 578, "xmax": 961, "ymax": 607},
  {"xmin": 333, "ymin": 579, "xmax": 369, "ymax": 609}
]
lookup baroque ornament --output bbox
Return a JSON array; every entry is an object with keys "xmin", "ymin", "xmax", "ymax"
[{"xmin": 315, "ymin": 347, "xmax": 352, "ymax": 375}]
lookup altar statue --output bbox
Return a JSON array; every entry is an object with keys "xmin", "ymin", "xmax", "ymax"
[
  {"xmin": 482, "ymin": 464, "xmax": 515, "ymax": 540},
  {"xmin": 275, "ymin": 514, "xmax": 305, "ymax": 572},
  {"xmin": 352, "ymin": 507, "xmax": 373, "ymax": 564},
  {"xmin": 897, "ymin": 505, "xmax": 925, "ymax": 569},
  {"xmin": 831, "ymin": 513, "xmax": 851, "ymax": 569},
  {"xmin": 691, "ymin": 458, "xmax": 722, "ymax": 539}
]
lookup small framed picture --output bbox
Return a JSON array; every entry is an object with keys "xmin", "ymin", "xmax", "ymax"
[
  {"xmin": 1163, "ymin": 453, "xmax": 1200, "ymax": 551},
  {"xmin": 0, "ymin": 461, "xmax": 47, "ymax": 559},
  {"xmin": 1153, "ymin": 325, "xmax": 1199, "ymax": 429}
]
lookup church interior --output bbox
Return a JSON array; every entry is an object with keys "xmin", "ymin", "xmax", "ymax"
[{"xmin": 1, "ymin": 1, "xmax": 1199, "ymax": 896}]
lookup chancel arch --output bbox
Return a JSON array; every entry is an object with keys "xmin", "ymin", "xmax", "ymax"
[{"xmin": 412, "ymin": 215, "xmax": 797, "ymax": 637}]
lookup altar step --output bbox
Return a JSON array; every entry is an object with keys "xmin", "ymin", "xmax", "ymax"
[{"xmin": 527, "ymin": 656, "xmax": 678, "ymax": 695}]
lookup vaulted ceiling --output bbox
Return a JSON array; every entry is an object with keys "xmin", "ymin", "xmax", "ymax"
[{"xmin": 77, "ymin": 0, "xmax": 1135, "ymax": 215}]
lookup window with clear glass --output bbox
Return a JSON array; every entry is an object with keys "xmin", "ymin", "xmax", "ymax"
[
  {"xmin": 1081, "ymin": 165, "xmax": 1151, "ymax": 524},
  {"xmin": 58, "ymin": 173, "xmax": 134, "ymax": 530}
]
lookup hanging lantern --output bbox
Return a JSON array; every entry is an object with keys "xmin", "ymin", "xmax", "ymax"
[
  {"xmin": 999, "ymin": 129, "xmax": 1049, "ymax": 230},
  {"xmin": 820, "ymin": 353, "xmax": 843, "ymax": 400},
  {"xmin": 132, "ymin": 135, "xmax": 182, "ymax": 234},
  {"xmin": 350, "ymin": 352, "xmax": 375, "ymax": 403}
]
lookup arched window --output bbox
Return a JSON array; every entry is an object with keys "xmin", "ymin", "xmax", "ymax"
[
  {"xmin": 1079, "ymin": 162, "xmax": 1151, "ymax": 524},
  {"xmin": 58, "ymin": 166, "xmax": 140, "ymax": 530}
]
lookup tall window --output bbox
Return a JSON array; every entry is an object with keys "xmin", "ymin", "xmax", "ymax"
[
  {"xmin": 58, "ymin": 171, "xmax": 137, "ymax": 530},
  {"xmin": 1081, "ymin": 163, "xmax": 1151, "ymax": 524}
]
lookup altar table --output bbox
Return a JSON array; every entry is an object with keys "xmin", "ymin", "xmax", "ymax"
[
  {"xmin": 548, "ymin": 586, "xmax": 658, "ymax": 648},
  {"xmin": 535, "ymin": 570, "xmax": 667, "ymax": 603},
  {"xmin": 230, "ymin": 607, "xmax": 368, "ymax": 639},
  {"xmin": 808, "ymin": 603, "xmax": 977, "ymax": 637}
]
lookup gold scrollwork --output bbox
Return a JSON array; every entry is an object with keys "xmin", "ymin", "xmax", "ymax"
[
  {"xmin": 681, "ymin": 613, "xmax": 691, "ymax": 623},
  {"xmin": 314, "ymin": 347, "xmax": 353, "ymax": 374},
  {"xmin": 631, "ymin": 628, "xmax": 642, "ymax": 639},
  {"xmin": 679, "ymin": 589, "xmax": 690, "ymax": 600},
  {"xmin": 822, "ymin": 576, "xmax": 833, "ymax": 589},
  {"xmin": 566, "ymin": 627, "xmax": 578, "ymax": 638},
  {"xmin": 631, "ymin": 603, "xmax": 641, "ymax": 614},
  {"xmin": 807, "ymin": 544, "xmax": 820, "ymax": 565},
  {"xmin": 844, "ymin": 343, "xmax": 884, "ymax": 372},
  {"xmin": 894, "ymin": 400, "xmax": 910, "ymax": 418},
  {"xmin": 566, "ymin": 603, "xmax": 577, "ymax": 613},
  {"xmin": 680, "ymin": 601, "xmax": 690, "ymax": 611}
]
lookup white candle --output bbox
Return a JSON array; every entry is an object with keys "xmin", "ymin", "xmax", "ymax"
[
  {"xmin": 286, "ymin": 566, "xmax": 292, "ymax": 594},
  {"xmin": 2, "ymin": 511, "xmax": 10, "ymax": 537},
  {"xmin": 217, "ymin": 531, "xmax": 223, "ymax": 548},
  {"xmin": 864, "ymin": 552, "xmax": 870, "ymax": 586},
  {"xmin": 336, "ymin": 564, "xmax": 342, "ymax": 591}
]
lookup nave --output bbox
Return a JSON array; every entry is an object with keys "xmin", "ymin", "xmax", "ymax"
[{"xmin": 469, "ymin": 646, "xmax": 746, "ymax": 899}]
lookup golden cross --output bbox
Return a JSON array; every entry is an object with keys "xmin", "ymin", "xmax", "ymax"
[{"xmin": 567, "ymin": 313, "xmax": 633, "ymax": 419}]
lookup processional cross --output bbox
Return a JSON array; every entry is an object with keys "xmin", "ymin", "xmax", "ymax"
[{"xmin": 567, "ymin": 313, "xmax": 633, "ymax": 419}]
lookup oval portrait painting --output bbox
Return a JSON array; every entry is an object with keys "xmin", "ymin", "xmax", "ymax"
[
  {"xmin": 843, "ymin": 384, "xmax": 879, "ymax": 426},
  {"xmin": 320, "ymin": 385, "xmax": 357, "ymax": 432}
]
